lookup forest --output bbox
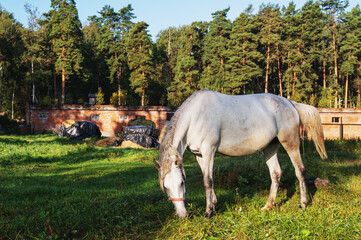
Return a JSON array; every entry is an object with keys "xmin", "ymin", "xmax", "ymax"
[{"xmin": 0, "ymin": 0, "xmax": 360, "ymax": 119}]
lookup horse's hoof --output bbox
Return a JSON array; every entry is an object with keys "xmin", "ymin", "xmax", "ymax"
[
  {"xmin": 261, "ymin": 203, "xmax": 273, "ymax": 211},
  {"xmin": 204, "ymin": 211, "xmax": 212, "ymax": 218},
  {"xmin": 299, "ymin": 203, "xmax": 307, "ymax": 210}
]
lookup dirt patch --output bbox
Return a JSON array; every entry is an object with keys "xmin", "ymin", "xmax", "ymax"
[
  {"xmin": 94, "ymin": 137, "xmax": 121, "ymax": 146},
  {"xmin": 94, "ymin": 137, "xmax": 151, "ymax": 149}
]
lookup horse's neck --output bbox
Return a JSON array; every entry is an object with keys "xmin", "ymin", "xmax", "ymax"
[{"xmin": 170, "ymin": 122, "xmax": 188, "ymax": 158}]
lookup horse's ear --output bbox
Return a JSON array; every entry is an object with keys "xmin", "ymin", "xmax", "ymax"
[{"xmin": 154, "ymin": 160, "xmax": 161, "ymax": 170}]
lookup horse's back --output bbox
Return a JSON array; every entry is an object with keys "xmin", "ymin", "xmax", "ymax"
[{"xmin": 184, "ymin": 90, "xmax": 300, "ymax": 156}]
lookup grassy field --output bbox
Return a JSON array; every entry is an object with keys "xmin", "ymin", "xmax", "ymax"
[{"xmin": 0, "ymin": 134, "xmax": 360, "ymax": 239}]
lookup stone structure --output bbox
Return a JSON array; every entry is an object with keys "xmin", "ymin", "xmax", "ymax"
[
  {"xmin": 26, "ymin": 102, "xmax": 175, "ymax": 136},
  {"xmin": 318, "ymin": 108, "xmax": 361, "ymax": 140},
  {"xmin": 26, "ymin": 103, "xmax": 361, "ymax": 139}
]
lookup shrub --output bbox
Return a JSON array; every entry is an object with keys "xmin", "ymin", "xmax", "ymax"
[{"xmin": 96, "ymin": 87, "xmax": 105, "ymax": 105}]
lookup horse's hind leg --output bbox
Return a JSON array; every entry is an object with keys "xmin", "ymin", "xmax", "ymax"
[
  {"xmin": 279, "ymin": 133, "xmax": 307, "ymax": 209},
  {"xmin": 286, "ymin": 149, "xmax": 307, "ymax": 208},
  {"xmin": 262, "ymin": 140, "xmax": 282, "ymax": 210}
]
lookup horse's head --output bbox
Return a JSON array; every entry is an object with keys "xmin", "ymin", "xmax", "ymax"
[{"xmin": 154, "ymin": 145, "xmax": 187, "ymax": 218}]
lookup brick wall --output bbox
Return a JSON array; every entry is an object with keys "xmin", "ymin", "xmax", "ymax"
[
  {"xmin": 26, "ymin": 103, "xmax": 361, "ymax": 140},
  {"xmin": 26, "ymin": 102, "xmax": 175, "ymax": 136}
]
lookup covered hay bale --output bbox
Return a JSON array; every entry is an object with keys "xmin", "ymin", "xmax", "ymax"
[
  {"xmin": 127, "ymin": 119, "xmax": 160, "ymax": 137},
  {"xmin": 128, "ymin": 119, "xmax": 156, "ymax": 128},
  {"xmin": 58, "ymin": 120, "xmax": 101, "ymax": 140}
]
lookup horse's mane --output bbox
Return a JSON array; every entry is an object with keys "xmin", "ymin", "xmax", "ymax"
[
  {"xmin": 160, "ymin": 89, "xmax": 210, "ymax": 161},
  {"xmin": 157, "ymin": 89, "xmax": 210, "ymax": 189}
]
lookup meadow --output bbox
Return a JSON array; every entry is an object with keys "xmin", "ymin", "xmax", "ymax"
[{"xmin": 0, "ymin": 134, "xmax": 360, "ymax": 239}]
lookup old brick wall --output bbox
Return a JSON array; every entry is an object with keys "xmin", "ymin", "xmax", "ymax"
[
  {"xmin": 26, "ymin": 103, "xmax": 175, "ymax": 136},
  {"xmin": 26, "ymin": 103, "xmax": 361, "ymax": 139}
]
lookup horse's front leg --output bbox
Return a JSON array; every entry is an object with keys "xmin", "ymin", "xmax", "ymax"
[{"xmin": 196, "ymin": 154, "xmax": 217, "ymax": 217}]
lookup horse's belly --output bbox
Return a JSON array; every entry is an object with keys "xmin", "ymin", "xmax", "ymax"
[{"xmin": 217, "ymin": 136, "xmax": 272, "ymax": 157}]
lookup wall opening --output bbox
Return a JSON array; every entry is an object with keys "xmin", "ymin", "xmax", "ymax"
[{"xmin": 332, "ymin": 117, "xmax": 341, "ymax": 123}]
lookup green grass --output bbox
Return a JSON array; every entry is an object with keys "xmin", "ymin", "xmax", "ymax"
[{"xmin": 0, "ymin": 134, "xmax": 361, "ymax": 239}]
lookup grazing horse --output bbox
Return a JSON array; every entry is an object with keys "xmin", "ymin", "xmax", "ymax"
[{"xmin": 154, "ymin": 89, "xmax": 327, "ymax": 218}]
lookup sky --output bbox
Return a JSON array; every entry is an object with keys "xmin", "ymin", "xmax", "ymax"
[{"xmin": 1, "ymin": 0, "xmax": 359, "ymax": 41}]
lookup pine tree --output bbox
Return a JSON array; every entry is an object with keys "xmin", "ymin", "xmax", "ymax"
[
  {"xmin": 227, "ymin": 7, "xmax": 263, "ymax": 94},
  {"xmin": 340, "ymin": 5, "xmax": 361, "ymax": 107},
  {"xmin": 168, "ymin": 24, "xmax": 201, "ymax": 105},
  {"xmin": 88, "ymin": 5, "xmax": 135, "ymax": 105},
  {"xmin": 125, "ymin": 22, "xmax": 154, "ymax": 106},
  {"xmin": 256, "ymin": 4, "xmax": 283, "ymax": 94},
  {"xmin": 321, "ymin": 0, "xmax": 349, "ymax": 107},
  {"xmin": 45, "ymin": 0, "xmax": 84, "ymax": 104},
  {"xmin": 200, "ymin": 8, "xmax": 231, "ymax": 93},
  {"xmin": 0, "ymin": 9, "xmax": 26, "ymax": 118},
  {"xmin": 23, "ymin": 4, "xmax": 40, "ymax": 103},
  {"xmin": 300, "ymin": 0, "xmax": 326, "ymax": 105}
]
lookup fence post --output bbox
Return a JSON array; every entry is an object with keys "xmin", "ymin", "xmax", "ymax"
[{"xmin": 339, "ymin": 123, "xmax": 343, "ymax": 139}]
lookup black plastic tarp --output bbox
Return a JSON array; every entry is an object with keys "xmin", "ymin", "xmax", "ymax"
[
  {"xmin": 112, "ymin": 126, "xmax": 159, "ymax": 148},
  {"xmin": 58, "ymin": 121, "xmax": 101, "ymax": 140},
  {"xmin": 122, "ymin": 125, "xmax": 154, "ymax": 136}
]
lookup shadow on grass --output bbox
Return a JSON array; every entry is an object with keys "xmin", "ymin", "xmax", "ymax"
[{"xmin": 0, "ymin": 163, "xmax": 174, "ymax": 239}]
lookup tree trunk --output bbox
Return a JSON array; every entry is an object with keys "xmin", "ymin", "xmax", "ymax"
[
  {"xmin": 221, "ymin": 56, "xmax": 224, "ymax": 93},
  {"xmin": 265, "ymin": 42, "xmax": 270, "ymax": 93},
  {"xmin": 344, "ymin": 73, "xmax": 348, "ymax": 108},
  {"xmin": 323, "ymin": 60, "xmax": 326, "ymax": 89},
  {"xmin": 141, "ymin": 71, "xmax": 145, "ymax": 106},
  {"xmin": 53, "ymin": 71, "xmax": 57, "ymax": 104},
  {"xmin": 292, "ymin": 71, "xmax": 297, "ymax": 97},
  {"xmin": 11, "ymin": 88, "xmax": 15, "ymax": 119},
  {"xmin": 287, "ymin": 51, "xmax": 290, "ymax": 99},
  {"xmin": 61, "ymin": 68, "xmax": 65, "ymax": 105},
  {"xmin": 357, "ymin": 86, "xmax": 361, "ymax": 108},
  {"xmin": 31, "ymin": 61, "xmax": 35, "ymax": 103},
  {"xmin": 141, "ymin": 88, "xmax": 145, "ymax": 106},
  {"xmin": 167, "ymin": 28, "xmax": 172, "ymax": 87},
  {"xmin": 118, "ymin": 84, "xmax": 121, "ymax": 106},
  {"xmin": 117, "ymin": 64, "xmax": 122, "ymax": 106},
  {"xmin": 277, "ymin": 45, "xmax": 282, "ymax": 96},
  {"xmin": 333, "ymin": 31, "xmax": 338, "ymax": 108}
]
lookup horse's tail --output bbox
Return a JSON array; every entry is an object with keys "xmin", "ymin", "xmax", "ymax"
[{"xmin": 291, "ymin": 101, "xmax": 328, "ymax": 159}]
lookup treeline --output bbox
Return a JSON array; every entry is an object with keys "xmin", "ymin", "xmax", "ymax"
[{"xmin": 0, "ymin": 0, "xmax": 361, "ymax": 119}]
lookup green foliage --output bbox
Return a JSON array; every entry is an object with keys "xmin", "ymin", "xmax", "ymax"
[
  {"xmin": 3, "ymin": 0, "xmax": 361, "ymax": 112},
  {"xmin": 95, "ymin": 87, "xmax": 105, "ymax": 105},
  {"xmin": 44, "ymin": 0, "xmax": 84, "ymax": 104},
  {"xmin": 227, "ymin": 10, "xmax": 263, "ymax": 94},
  {"xmin": 125, "ymin": 22, "xmax": 154, "ymax": 106},
  {"xmin": 0, "ymin": 9, "xmax": 27, "ymax": 118},
  {"xmin": 39, "ymin": 96, "xmax": 52, "ymax": 105},
  {"xmin": 109, "ymin": 91, "xmax": 126, "ymax": 106},
  {"xmin": 167, "ymin": 24, "xmax": 202, "ymax": 105},
  {"xmin": 200, "ymin": 8, "xmax": 231, "ymax": 93},
  {"xmin": 318, "ymin": 88, "xmax": 334, "ymax": 107}
]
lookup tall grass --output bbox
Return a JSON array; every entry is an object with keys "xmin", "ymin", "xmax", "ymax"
[{"xmin": 0, "ymin": 135, "xmax": 360, "ymax": 239}]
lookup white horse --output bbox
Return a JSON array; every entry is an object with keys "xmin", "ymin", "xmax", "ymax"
[{"xmin": 154, "ymin": 89, "xmax": 327, "ymax": 218}]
